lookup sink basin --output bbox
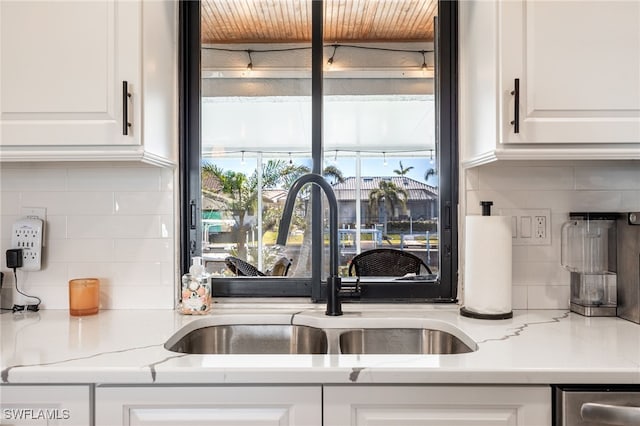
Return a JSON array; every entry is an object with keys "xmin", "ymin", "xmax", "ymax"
[
  {"xmin": 338, "ymin": 328, "xmax": 475, "ymax": 355},
  {"xmin": 165, "ymin": 324, "xmax": 328, "ymax": 354}
]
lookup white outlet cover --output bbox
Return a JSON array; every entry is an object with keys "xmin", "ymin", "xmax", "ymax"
[{"xmin": 498, "ymin": 208, "xmax": 551, "ymax": 246}]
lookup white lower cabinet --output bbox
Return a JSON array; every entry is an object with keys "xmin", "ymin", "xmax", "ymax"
[
  {"xmin": 323, "ymin": 386, "xmax": 551, "ymax": 426},
  {"xmin": 95, "ymin": 385, "xmax": 322, "ymax": 426},
  {"xmin": 0, "ymin": 385, "xmax": 90, "ymax": 425}
]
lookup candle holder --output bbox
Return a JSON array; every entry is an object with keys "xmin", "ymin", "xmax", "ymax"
[{"xmin": 69, "ymin": 278, "xmax": 100, "ymax": 316}]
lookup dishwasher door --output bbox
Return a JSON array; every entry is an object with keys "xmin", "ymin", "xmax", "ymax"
[{"xmin": 554, "ymin": 386, "xmax": 640, "ymax": 425}]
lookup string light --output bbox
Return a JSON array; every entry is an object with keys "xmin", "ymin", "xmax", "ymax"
[
  {"xmin": 383, "ymin": 152, "xmax": 387, "ymax": 166},
  {"xmin": 429, "ymin": 149, "xmax": 434, "ymax": 164},
  {"xmin": 334, "ymin": 150, "xmax": 338, "ymax": 163},
  {"xmin": 288, "ymin": 152, "xmax": 293, "ymax": 165},
  {"xmin": 241, "ymin": 150, "xmax": 246, "ymax": 165},
  {"xmin": 246, "ymin": 50, "xmax": 253, "ymax": 72},
  {"xmin": 203, "ymin": 44, "xmax": 434, "ymax": 72},
  {"xmin": 327, "ymin": 44, "xmax": 338, "ymax": 69},
  {"xmin": 420, "ymin": 50, "xmax": 428, "ymax": 75}
]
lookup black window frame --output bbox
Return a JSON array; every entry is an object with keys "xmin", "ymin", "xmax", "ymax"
[{"xmin": 179, "ymin": 0, "xmax": 458, "ymax": 302}]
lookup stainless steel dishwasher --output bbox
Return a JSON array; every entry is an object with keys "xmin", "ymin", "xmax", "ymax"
[{"xmin": 554, "ymin": 386, "xmax": 640, "ymax": 425}]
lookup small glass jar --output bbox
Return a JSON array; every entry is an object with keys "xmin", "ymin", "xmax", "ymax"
[{"xmin": 69, "ymin": 278, "xmax": 100, "ymax": 316}]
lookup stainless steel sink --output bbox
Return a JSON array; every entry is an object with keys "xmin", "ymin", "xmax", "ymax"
[
  {"xmin": 338, "ymin": 328, "xmax": 475, "ymax": 354},
  {"xmin": 165, "ymin": 324, "xmax": 328, "ymax": 354}
]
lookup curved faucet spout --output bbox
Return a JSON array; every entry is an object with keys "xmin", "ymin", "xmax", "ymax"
[
  {"xmin": 276, "ymin": 173, "xmax": 342, "ymax": 316},
  {"xmin": 276, "ymin": 173, "xmax": 339, "ymax": 277}
]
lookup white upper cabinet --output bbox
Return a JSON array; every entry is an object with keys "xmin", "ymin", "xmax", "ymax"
[
  {"xmin": 0, "ymin": 1, "xmax": 177, "ymax": 166},
  {"xmin": 460, "ymin": 0, "xmax": 640, "ymax": 166}
]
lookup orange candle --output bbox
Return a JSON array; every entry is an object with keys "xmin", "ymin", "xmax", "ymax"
[{"xmin": 69, "ymin": 278, "xmax": 100, "ymax": 316}]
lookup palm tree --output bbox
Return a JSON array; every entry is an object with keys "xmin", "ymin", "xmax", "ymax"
[
  {"xmin": 368, "ymin": 180, "xmax": 408, "ymax": 236},
  {"xmin": 424, "ymin": 167, "xmax": 436, "ymax": 181},
  {"xmin": 323, "ymin": 165, "xmax": 345, "ymax": 184},
  {"xmin": 203, "ymin": 164, "xmax": 255, "ymax": 259},
  {"xmin": 393, "ymin": 161, "xmax": 414, "ymax": 176}
]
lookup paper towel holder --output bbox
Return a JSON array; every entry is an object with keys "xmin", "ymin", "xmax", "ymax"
[
  {"xmin": 460, "ymin": 200, "xmax": 514, "ymax": 320},
  {"xmin": 460, "ymin": 307, "xmax": 513, "ymax": 320}
]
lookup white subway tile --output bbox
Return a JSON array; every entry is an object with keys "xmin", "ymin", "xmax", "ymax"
[
  {"xmin": 44, "ymin": 215, "xmax": 67, "ymax": 240},
  {"xmin": 512, "ymin": 245, "xmax": 560, "ymax": 263},
  {"xmin": 512, "ymin": 261, "xmax": 569, "ymax": 286},
  {"xmin": 114, "ymin": 192, "xmax": 173, "ymax": 215},
  {"xmin": 67, "ymin": 262, "xmax": 114, "ymax": 281},
  {"xmin": 67, "ymin": 215, "xmax": 162, "ymax": 239},
  {"xmin": 18, "ymin": 262, "xmax": 68, "ymax": 286},
  {"xmin": 102, "ymin": 285, "xmax": 174, "ymax": 309},
  {"xmin": 113, "ymin": 239, "xmax": 173, "ymax": 262},
  {"xmin": 1, "ymin": 163, "xmax": 175, "ymax": 309},
  {"xmin": 67, "ymin": 167, "xmax": 161, "ymax": 191},
  {"xmin": 0, "ymin": 215, "xmax": 21, "ymax": 240},
  {"xmin": 161, "ymin": 168, "xmax": 175, "ymax": 191},
  {"xmin": 527, "ymin": 285, "xmax": 570, "ymax": 309},
  {"xmin": 575, "ymin": 164, "xmax": 640, "ymax": 190},
  {"xmin": 68, "ymin": 261, "xmax": 172, "ymax": 286},
  {"xmin": 567, "ymin": 191, "xmax": 623, "ymax": 211},
  {"xmin": 478, "ymin": 165, "xmax": 574, "ymax": 191},
  {"xmin": 47, "ymin": 239, "xmax": 115, "ymax": 263},
  {"xmin": 160, "ymin": 215, "xmax": 174, "ymax": 239},
  {"xmin": 621, "ymin": 191, "xmax": 640, "ymax": 210},
  {"xmin": 512, "ymin": 285, "xmax": 527, "ymax": 310},
  {"xmin": 0, "ymin": 192, "xmax": 20, "ymax": 215},
  {"xmin": 112, "ymin": 216, "xmax": 163, "ymax": 239},
  {"xmin": 19, "ymin": 286, "xmax": 68, "ymax": 309},
  {"xmin": 20, "ymin": 191, "xmax": 115, "ymax": 216},
  {"xmin": 0, "ymin": 168, "xmax": 67, "ymax": 191},
  {"xmin": 465, "ymin": 168, "xmax": 479, "ymax": 191}
]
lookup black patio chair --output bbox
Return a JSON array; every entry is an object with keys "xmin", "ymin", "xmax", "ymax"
[
  {"xmin": 225, "ymin": 256, "xmax": 292, "ymax": 277},
  {"xmin": 348, "ymin": 248, "xmax": 432, "ymax": 277},
  {"xmin": 225, "ymin": 256, "xmax": 265, "ymax": 276}
]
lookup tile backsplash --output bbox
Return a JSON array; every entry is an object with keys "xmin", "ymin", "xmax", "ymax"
[
  {"xmin": 0, "ymin": 163, "xmax": 176, "ymax": 310},
  {"xmin": 464, "ymin": 160, "xmax": 640, "ymax": 309},
  {"xmin": 2, "ymin": 160, "xmax": 636, "ymax": 311}
]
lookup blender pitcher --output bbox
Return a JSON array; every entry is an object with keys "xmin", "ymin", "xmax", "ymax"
[{"xmin": 561, "ymin": 213, "xmax": 618, "ymax": 316}]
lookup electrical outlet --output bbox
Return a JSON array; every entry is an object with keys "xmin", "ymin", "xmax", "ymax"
[
  {"xmin": 498, "ymin": 208, "xmax": 551, "ymax": 246},
  {"xmin": 535, "ymin": 216, "xmax": 546, "ymax": 239},
  {"xmin": 21, "ymin": 207, "xmax": 46, "ymax": 221},
  {"xmin": 21, "ymin": 207, "xmax": 46, "ymax": 247},
  {"xmin": 11, "ymin": 218, "xmax": 44, "ymax": 271}
]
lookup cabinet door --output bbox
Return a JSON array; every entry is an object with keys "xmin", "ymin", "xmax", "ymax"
[
  {"xmin": 324, "ymin": 386, "xmax": 550, "ymax": 426},
  {"xmin": 500, "ymin": 0, "xmax": 640, "ymax": 144},
  {"xmin": 0, "ymin": 0, "xmax": 140, "ymax": 147},
  {"xmin": 96, "ymin": 386, "xmax": 321, "ymax": 426},
  {"xmin": 0, "ymin": 385, "xmax": 91, "ymax": 425}
]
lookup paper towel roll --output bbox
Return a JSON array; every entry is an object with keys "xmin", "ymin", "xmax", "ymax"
[{"xmin": 463, "ymin": 215, "xmax": 512, "ymax": 317}]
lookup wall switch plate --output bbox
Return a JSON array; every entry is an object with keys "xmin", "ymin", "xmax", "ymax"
[
  {"xmin": 498, "ymin": 208, "xmax": 551, "ymax": 246},
  {"xmin": 11, "ymin": 218, "xmax": 44, "ymax": 271}
]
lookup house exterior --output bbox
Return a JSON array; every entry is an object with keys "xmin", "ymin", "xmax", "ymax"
[{"xmin": 332, "ymin": 176, "xmax": 438, "ymax": 225}]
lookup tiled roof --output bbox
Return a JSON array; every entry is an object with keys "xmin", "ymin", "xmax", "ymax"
[{"xmin": 332, "ymin": 176, "xmax": 437, "ymax": 201}]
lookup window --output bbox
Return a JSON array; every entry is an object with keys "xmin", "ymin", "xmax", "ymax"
[{"xmin": 180, "ymin": 0, "xmax": 458, "ymax": 301}]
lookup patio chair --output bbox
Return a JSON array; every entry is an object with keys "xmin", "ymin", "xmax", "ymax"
[
  {"xmin": 225, "ymin": 256, "xmax": 265, "ymax": 276},
  {"xmin": 225, "ymin": 256, "xmax": 292, "ymax": 277},
  {"xmin": 266, "ymin": 257, "xmax": 292, "ymax": 277},
  {"xmin": 348, "ymin": 248, "xmax": 432, "ymax": 277}
]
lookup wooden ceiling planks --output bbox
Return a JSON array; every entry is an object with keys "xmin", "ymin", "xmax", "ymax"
[{"xmin": 201, "ymin": 0, "xmax": 437, "ymax": 44}]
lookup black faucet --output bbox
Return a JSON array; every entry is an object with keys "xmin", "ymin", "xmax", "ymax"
[{"xmin": 276, "ymin": 173, "xmax": 342, "ymax": 316}]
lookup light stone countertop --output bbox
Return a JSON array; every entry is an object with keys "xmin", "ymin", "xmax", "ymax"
[{"xmin": 1, "ymin": 301, "xmax": 639, "ymax": 385}]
